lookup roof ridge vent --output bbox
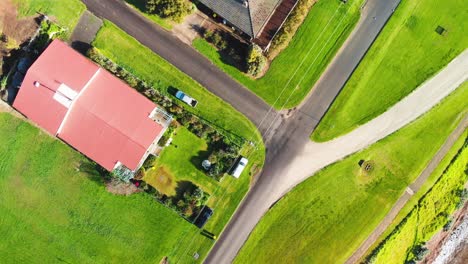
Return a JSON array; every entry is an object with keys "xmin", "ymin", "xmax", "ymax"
[{"xmin": 243, "ymin": 0, "xmax": 249, "ymax": 8}]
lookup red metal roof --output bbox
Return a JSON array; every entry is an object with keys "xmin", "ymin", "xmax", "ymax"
[{"xmin": 13, "ymin": 40, "xmax": 165, "ymax": 171}]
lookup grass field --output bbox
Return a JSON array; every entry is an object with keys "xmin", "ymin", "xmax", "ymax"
[
  {"xmin": 193, "ymin": 0, "xmax": 364, "ymax": 108},
  {"xmin": 0, "ymin": 113, "xmax": 197, "ymax": 263},
  {"xmin": 124, "ymin": 0, "xmax": 173, "ymax": 30},
  {"xmin": 368, "ymin": 140, "xmax": 467, "ymax": 263},
  {"xmin": 143, "ymin": 126, "xmax": 263, "ymax": 263},
  {"xmin": 312, "ymin": 0, "xmax": 468, "ymax": 141},
  {"xmin": 235, "ymin": 82, "xmax": 468, "ymax": 263},
  {"xmin": 359, "ymin": 129, "xmax": 468, "ymax": 262},
  {"xmin": 93, "ymin": 21, "xmax": 261, "ymax": 144},
  {"xmin": 13, "ymin": 0, "xmax": 86, "ymax": 34}
]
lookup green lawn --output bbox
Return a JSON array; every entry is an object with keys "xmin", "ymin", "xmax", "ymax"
[
  {"xmin": 235, "ymin": 82, "xmax": 468, "ymax": 263},
  {"xmin": 193, "ymin": 0, "xmax": 364, "ymax": 108},
  {"xmin": 13, "ymin": 0, "xmax": 86, "ymax": 34},
  {"xmin": 93, "ymin": 21, "xmax": 261, "ymax": 144},
  {"xmin": 145, "ymin": 126, "xmax": 216, "ymax": 195},
  {"xmin": 312, "ymin": 0, "xmax": 468, "ymax": 141},
  {"xmin": 124, "ymin": 0, "xmax": 173, "ymax": 30},
  {"xmin": 0, "ymin": 113, "xmax": 197, "ymax": 263},
  {"xmin": 144, "ymin": 126, "xmax": 263, "ymax": 263},
  {"xmin": 368, "ymin": 140, "xmax": 467, "ymax": 263}
]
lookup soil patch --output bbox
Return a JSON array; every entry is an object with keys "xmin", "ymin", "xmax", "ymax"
[
  {"xmin": 106, "ymin": 178, "xmax": 141, "ymax": 196},
  {"xmin": 0, "ymin": 0, "xmax": 40, "ymax": 74}
]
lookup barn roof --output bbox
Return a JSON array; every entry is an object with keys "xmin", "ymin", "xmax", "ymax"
[{"xmin": 13, "ymin": 40, "xmax": 167, "ymax": 171}]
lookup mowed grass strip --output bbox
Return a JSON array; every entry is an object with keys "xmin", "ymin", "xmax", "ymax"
[
  {"xmin": 0, "ymin": 113, "xmax": 196, "ymax": 263},
  {"xmin": 193, "ymin": 0, "xmax": 364, "ymax": 108},
  {"xmin": 235, "ymin": 83, "xmax": 468, "ymax": 264},
  {"xmin": 13, "ymin": 0, "xmax": 86, "ymax": 34},
  {"xmin": 92, "ymin": 21, "xmax": 260, "ymax": 143},
  {"xmin": 312, "ymin": 0, "xmax": 468, "ymax": 141}
]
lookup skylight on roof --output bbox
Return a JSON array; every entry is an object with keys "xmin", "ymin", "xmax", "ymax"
[
  {"xmin": 57, "ymin": 83, "xmax": 78, "ymax": 100},
  {"xmin": 53, "ymin": 92, "xmax": 73, "ymax": 108}
]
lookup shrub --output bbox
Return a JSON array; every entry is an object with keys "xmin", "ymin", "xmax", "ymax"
[
  {"xmin": 143, "ymin": 155, "xmax": 157, "ymax": 170},
  {"xmin": 146, "ymin": 0, "xmax": 194, "ymax": 23},
  {"xmin": 134, "ymin": 167, "xmax": 146, "ymax": 180},
  {"xmin": 267, "ymin": 0, "xmax": 316, "ymax": 59},
  {"xmin": 246, "ymin": 44, "xmax": 267, "ymax": 77},
  {"xmin": 203, "ymin": 29, "xmax": 228, "ymax": 50}
]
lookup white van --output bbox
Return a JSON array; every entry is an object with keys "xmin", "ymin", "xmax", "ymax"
[{"xmin": 231, "ymin": 157, "xmax": 248, "ymax": 178}]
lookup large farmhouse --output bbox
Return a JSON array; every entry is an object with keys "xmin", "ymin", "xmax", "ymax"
[
  {"xmin": 198, "ymin": 0, "xmax": 299, "ymax": 48},
  {"xmin": 13, "ymin": 40, "xmax": 171, "ymax": 177}
]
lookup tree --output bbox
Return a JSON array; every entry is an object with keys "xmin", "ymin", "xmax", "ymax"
[
  {"xmin": 146, "ymin": 0, "xmax": 193, "ymax": 23},
  {"xmin": 246, "ymin": 44, "xmax": 267, "ymax": 77}
]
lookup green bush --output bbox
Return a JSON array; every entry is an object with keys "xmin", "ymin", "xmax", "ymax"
[
  {"xmin": 203, "ymin": 29, "xmax": 228, "ymax": 50},
  {"xmin": 145, "ymin": 0, "xmax": 194, "ymax": 23},
  {"xmin": 246, "ymin": 44, "xmax": 267, "ymax": 77},
  {"xmin": 267, "ymin": 0, "xmax": 316, "ymax": 59},
  {"xmin": 142, "ymin": 155, "xmax": 157, "ymax": 169}
]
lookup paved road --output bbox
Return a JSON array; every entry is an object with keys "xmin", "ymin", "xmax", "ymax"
[
  {"xmin": 80, "ymin": 0, "xmax": 279, "ymax": 134},
  {"xmin": 344, "ymin": 115, "xmax": 468, "ymax": 264}
]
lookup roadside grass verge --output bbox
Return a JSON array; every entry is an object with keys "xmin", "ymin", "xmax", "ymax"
[
  {"xmin": 312, "ymin": 0, "xmax": 468, "ymax": 141},
  {"xmin": 92, "ymin": 21, "xmax": 266, "ymax": 262},
  {"xmin": 0, "ymin": 113, "xmax": 196, "ymax": 263},
  {"xmin": 359, "ymin": 128, "xmax": 468, "ymax": 263},
  {"xmin": 366, "ymin": 138, "xmax": 467, "ymax": 263},
  {"xmin": 235, "ymin": 83, "xmax": 468, "ymax": 263},
  {"xmin": 13, "ymin": 0, "xmax": 86, "ymax": 35},
  {"xmin": 124, "ymin": 0, "xmax": 173, "ymax": 30},
  {"xmin": 193, "ymin": 0, "xmax": 364, "ymax": 108}
]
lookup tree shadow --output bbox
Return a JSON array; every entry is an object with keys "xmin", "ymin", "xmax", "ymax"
[
  {"xmin": 190, "ymin": 24, "xmax": 205, "ymax": 35},
  {"xmin": 78, "ymin": 160, "xmax": 109, "ymax": 186},
  {"xmin": 124, "ymin": 0, "xmax": 147, "ymax": 12},
  {"xmin": 173, "ymin": 180, "xmax": 197, "ymax": 200}
]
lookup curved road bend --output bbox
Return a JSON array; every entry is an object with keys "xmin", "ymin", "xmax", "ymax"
[{"xmin": 81, "ymin": 0, "xmax": 279, "ymax": 134}]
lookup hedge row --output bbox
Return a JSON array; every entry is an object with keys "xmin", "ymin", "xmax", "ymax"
[{"xmin": 267, "ymin": 0, "xmax": 317, "ymax": 59}]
